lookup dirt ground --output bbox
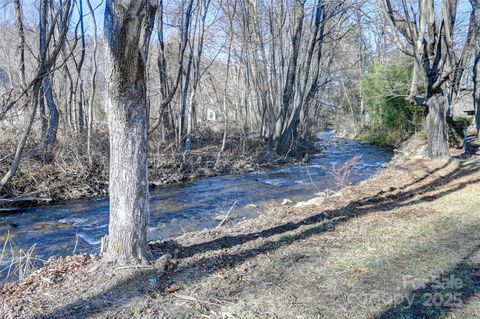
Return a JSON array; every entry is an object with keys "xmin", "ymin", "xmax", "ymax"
[{"xmin": 2, "ymin": 141, "xmax": 480, "ymax": 318}]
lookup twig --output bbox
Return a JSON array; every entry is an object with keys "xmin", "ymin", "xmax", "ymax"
[
  {"xmin": 0, "ymin": 231, "xmax": 10, "ymax": 270},
  {"xmin": 114, "ymin": 265, "xmax": 156, "ymax": 271},
  {"xmin": 0, "ymin": 197, "xmax": 52, "ymax": 205},
  {"xmin": 172, "ymin": 293, "xmax": 222, "ymax": 306},
  {"xmin": 73, "ymin": 233, "xmax": 79, "ymax": 255},
  {"xmin": 216, "ymin": 200, "xmax": 237, "ymax": 228},
  {"xmin": 265, "ymin": 282, "xmax": 298, "ymax": 301}
]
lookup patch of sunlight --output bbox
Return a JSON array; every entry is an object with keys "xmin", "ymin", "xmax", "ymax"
[{"xmin": 305, "ymin": 181, "xmax": 480, "ymax": 319}]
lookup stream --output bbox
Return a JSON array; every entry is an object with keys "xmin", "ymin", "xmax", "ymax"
[{"xmin": 0, "ymin": 131, "xmax": 392, "ymax": 272}]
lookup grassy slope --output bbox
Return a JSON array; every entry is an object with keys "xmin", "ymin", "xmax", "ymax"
[{"xmin": 1, "ymin": 156, "xmax": 480, "ymax": 319}]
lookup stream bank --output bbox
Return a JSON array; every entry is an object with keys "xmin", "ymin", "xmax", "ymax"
[
  {"xmin": 0, "ymin": 131, "xmax": 391, "ymax": 280},
  {"xmin": 0, "ymin": 129, "xmax": 317, "ymax": 207},
  {"xmin": 2, "ymin": 144, "xmax": 480, "ymax": 318}
]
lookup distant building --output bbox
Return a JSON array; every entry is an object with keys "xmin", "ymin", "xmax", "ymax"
[
  {"xmin": 207, "ymin": 109, "xmax": 217, "ymax": 121},
  {"xmin": 451, "ymin": 89, "xmax": 475, "ymax": 118},
  {"xmin": 0, "ymin": 66, "xmax": 10, "ymax": 89}
]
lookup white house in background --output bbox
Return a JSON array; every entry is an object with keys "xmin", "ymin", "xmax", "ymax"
[
  {"xmin": 207, "ymin": 109, "xmax": 217, "ymax": 121},
  {"xmin": 451, "ymin": 89, "xmax": 475, "ymax": 122}
]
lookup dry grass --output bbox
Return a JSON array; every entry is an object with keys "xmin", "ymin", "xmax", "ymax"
[
  {"xmin": 0, "ymin": 234, "xmax": 44, "ymax": 283},
  {"xmin": 330, "ymin": 155, "xmax": 362, "ymax": 190}
]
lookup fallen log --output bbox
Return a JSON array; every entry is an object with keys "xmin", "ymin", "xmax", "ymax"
[
  {"xmin": 0, "ymin": 196, "xmax": 52, "ymax": 208},
  {"xmin": 0, "ymin": 207, "xmax": 23, "ymax": 215}
]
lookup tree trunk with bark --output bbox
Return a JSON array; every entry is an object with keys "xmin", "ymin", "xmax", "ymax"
[
  {"xmin": 380, "ymin": 0, "xmax": 469, "ymax": 158},
  {"xmin": 473, "ymin": 0, "xmax": 480, "ymax": 136},
  {"xmin": 426, "ymin": 94, "xmax": 449, "ymax": 158},
  {"xmin": 13, "ymin": 0, "xmax": 26, "ymax": 90},
  {"xmin": 42, "ymin": 76, "xmax": 59, "ymax": 162},
  {"xmin": 39, "ymin": 0, "xmax": 60, "ymax": 162},
  {"xmin": 86, "ymin": 0, "xmax": 98, "ymax": 166},
  {"xmin": 102, "ymin": 0, "xmax": 156, "ymax": 265}
]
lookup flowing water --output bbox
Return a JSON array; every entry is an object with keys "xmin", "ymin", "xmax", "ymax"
[{"xmin": 0, "ymin": 132, "xmax": 391, "ymax": 272}]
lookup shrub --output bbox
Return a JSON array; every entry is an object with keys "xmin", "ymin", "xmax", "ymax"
[
  {"xmin": 361, "ymin": 62, "xmax": 424, "ymax": 147},
  {"xmin": 447, "ymin": 116, "xmax": 473, "ymax": 148}
]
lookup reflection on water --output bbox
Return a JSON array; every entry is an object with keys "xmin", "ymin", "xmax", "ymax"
[{"xmin": 0, "ymin": 131, "xmax": 391, "ymax": 267}]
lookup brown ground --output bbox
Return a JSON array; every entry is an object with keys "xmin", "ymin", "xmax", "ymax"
[{"xmin": 2, "ymin": 140, "xmax": 480, "ymax": 319}]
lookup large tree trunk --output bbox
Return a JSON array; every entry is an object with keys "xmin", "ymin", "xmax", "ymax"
[
  {"xmin": 103, "ymin": 0, "xmax": 156, "ymax": 265},
  {"xmin": 426, "ymin": 94, "xmax": 450, "ymax": 158},
  {"xmin": 381, "ymin": 0, "xmax": 461, "ymax": 158}
]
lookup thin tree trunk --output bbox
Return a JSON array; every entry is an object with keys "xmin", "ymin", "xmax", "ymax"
[
  {"xmin": 273, "ymin": 0, "xmax": 305, "ymax": 149},
  {"xmin": 473, "ymin": 0, "xmax": 480, "ymax": 136},
  {"xmin": 1, "ymin": 0, "xmax": 72, "ymax": 190},
  {"xmin": 178, "ymin": 45, "xmax": 194, "ymax": 149},
  {"xmin": 75, "ymin": 0, "xmax": 86, "ymax": 133},
  {"xmin": 0, "ymin": 84, "xmax": 40, "ymax": 193},
  {"xmin": 86, "ymin": 0, "xmax": 98, "ymax": 166},
  {"xmin": 39, "ymin": 89, "xmax": 48, "ymax": 137},
  {"xmin": 13, "ymin": 0, "xmax": 26, "ymax": 90},
  {"xmin": 476, "ymin": 54, "xmax": 480, "ymax": 136},
  {"xmin": 185, "ymin": 0, "xmax": 211, "ymax": 152},
  {"xmin": 183, "ymin": 6, "xmax": 199, "ymax": 153},
  {"xmin": 216, "ymin": 0, "xmax": 237, "ymax": 165},
  {"xmin": 42, "ymin": 76, "xmax": 59, "ymax": 162},
  {"xmin": 39, "ymin": 0, "xmax": 59, "ymax": 162}
]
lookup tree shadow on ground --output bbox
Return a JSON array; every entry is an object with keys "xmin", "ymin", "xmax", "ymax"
[
  {"xmin": 377, "ymin": 244, "xmax": 480, "ymax": 319},
  {"xmin": 169, "ymin": 159, "xmax": 480, "ymax": 259},
  {"xmin": 30, "ymin": 158, "xmax": 480, "ymax": 318}
]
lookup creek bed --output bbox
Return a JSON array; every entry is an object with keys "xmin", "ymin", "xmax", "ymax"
[{"xmin": 0, "ymin": 131, "xmax": 391, "ymax": 273}]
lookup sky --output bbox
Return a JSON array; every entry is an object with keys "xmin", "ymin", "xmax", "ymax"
[
  {"xmin": 0, "ymin": 0, "xmax": 106, "ymax": 35},
  {"xmin": 0, "ymin": 0, "xmax": 475, "ymax": 56}
]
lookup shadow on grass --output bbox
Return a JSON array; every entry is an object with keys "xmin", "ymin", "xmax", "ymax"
[
  {"xmin": 378, "ymin": 244, "xmax": 480, "ymax": 319},
  {"xmin": 29, "ymin": 158, "xmax": 480, "ymax": 318}
]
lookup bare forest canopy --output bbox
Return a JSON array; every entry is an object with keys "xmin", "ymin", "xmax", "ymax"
[{"xmin": 0, "ymin": 0, "xmax": 479, "ymax": 195}]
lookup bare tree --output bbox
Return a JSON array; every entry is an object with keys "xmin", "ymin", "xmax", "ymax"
[
  {"xmin": 86, "ymin": 0, "xmax": 99, "ymax": 165},
  {"xmin": 13, "ymin": 0, "xmax": 26, "ymax": 91},
  {"xmin": 0, "ymin": 0, "xmax": 73, "ymax": 191},
  {"xmin": 102, "ymin": 0, "xmax": 157, "ymax": 264},
  {"xmin": 216, "ymin": 0, "xmax": 236, "ymax": 164},
  {"xmin": 74, "ymin": 0, "xmax": 87, "ymax": 133},
  {"xmin": 40, "ymin": 0, "xmax": 60, "ymax": 162},
  {"xmin": 381, "ymin": 0, "xmax": 475, "ymax": 158},
  {"xmin": 185, "ymin": 0, "xmax": 213, "ymax": 152}
]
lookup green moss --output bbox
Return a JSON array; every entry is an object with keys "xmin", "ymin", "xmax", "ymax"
[{"xmin": 415, "ymin": 130, "xmax": 427, "ymax": 139}]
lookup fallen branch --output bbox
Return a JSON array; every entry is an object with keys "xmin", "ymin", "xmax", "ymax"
[
  {"xmin": 172, "ymin": 293, "xmax": 222, "ymax": 306},
  {"xmin": 216, "ymin": 200, "xmax": 237, "ymax": 228},
  {"xmin": 0, "ymin": 197, "xmax": 52, "ymax": 207}
]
